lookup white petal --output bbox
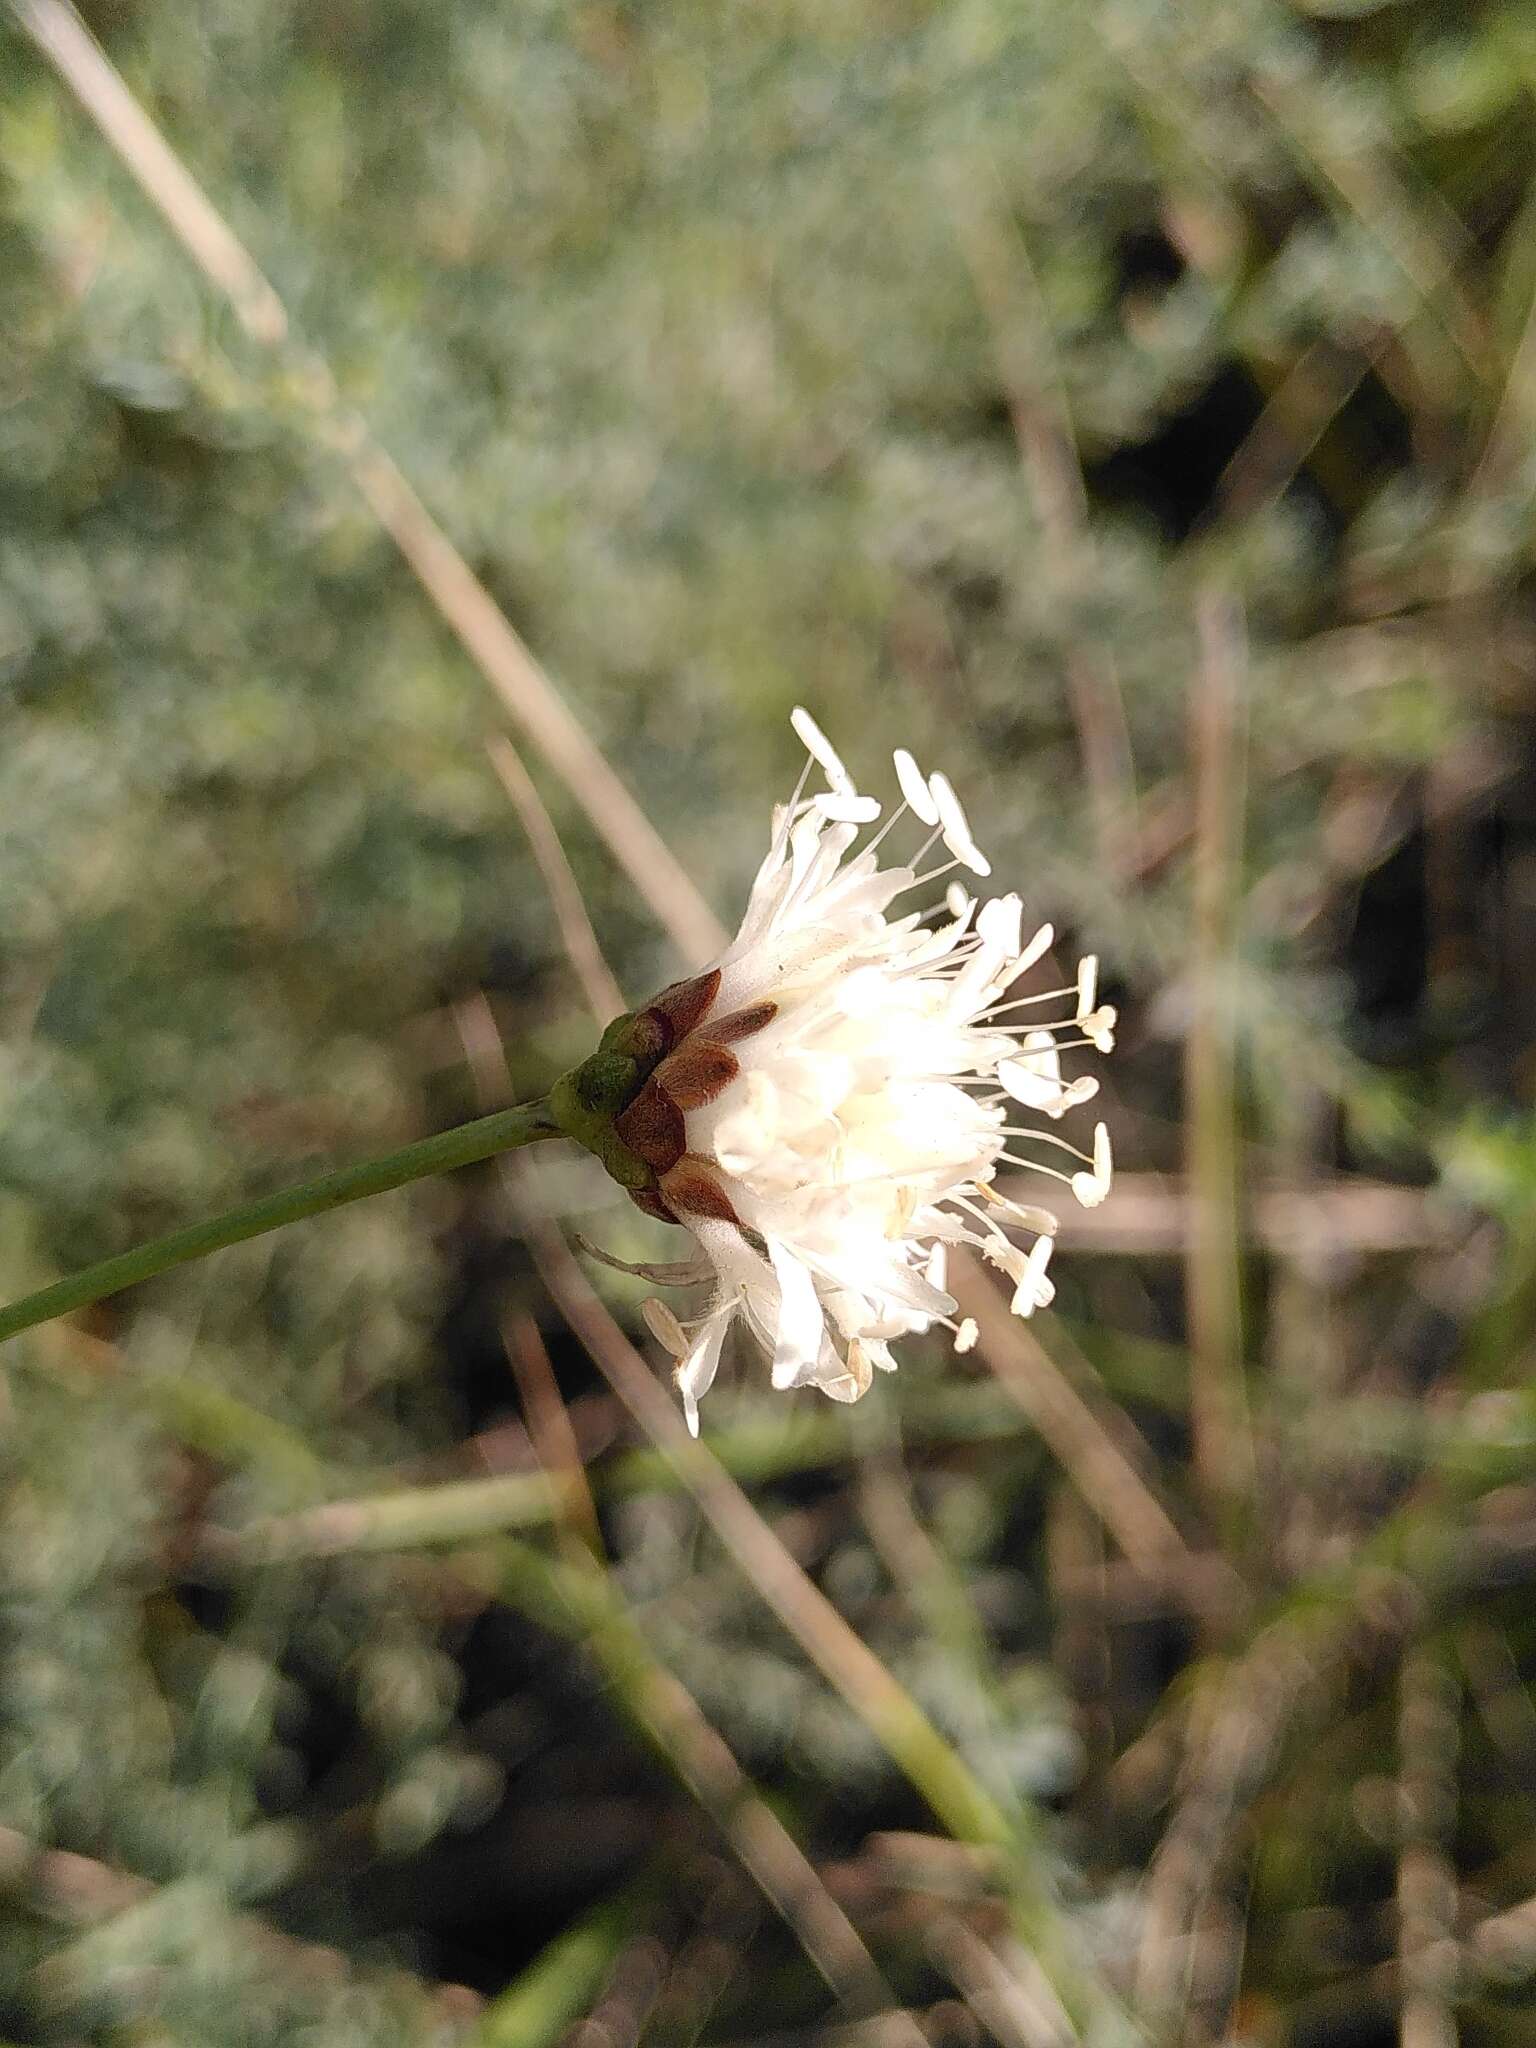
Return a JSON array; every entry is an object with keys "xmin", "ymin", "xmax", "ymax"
[
  {"xmin": 928, "ymin": 771, "xmax": 992, "ymax": 877},
  {"xmin": 816, "ymin": 1369, "xmax": 865, "ymax": 1404},
  {"xmin": 791, "ymin": 706, "xmax": 854, "ymax": 795},
  {"xmin": 677, "ymin": 1313, "xmax": 730, "ymax": 1436},
  {"xmin": 976, "ymin": 893, "xmax": 1023, "ymax": 957},
  {"xmin": 1014, "ymin": 1029, "xmax": 1062, "ymax": 1072},
  {"xmin": 893, "ymin": 748, "xmax": 941, "ymax": 825},
  {"xmin": 711, "ymin": 1069, "xmax": 780, "ymax": 1176},
  {"xmin": 945, "ymin": 882, "xmax": 975, "ymax": 920},
  {"xmin": 1017, "ymin": 922, "xmax": 1054, "ymax": 974},
  {"xmin": 767, "ymin": 1238, "xmax": 826, "ymax": 1390},
  {"xmin": 997, "ymin": 1060, "xmax": 1061, "ymax": 1112}
]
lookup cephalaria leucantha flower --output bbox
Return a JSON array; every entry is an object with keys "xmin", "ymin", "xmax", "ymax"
[{"xmin": 555, "ymin": 710, "xmax": 1114, "ymax": 1434}]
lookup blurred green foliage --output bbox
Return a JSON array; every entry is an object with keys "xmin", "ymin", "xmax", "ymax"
[{"xmin": 3, "ymin": 1, "xmax": 1536, "ymax": 2043}]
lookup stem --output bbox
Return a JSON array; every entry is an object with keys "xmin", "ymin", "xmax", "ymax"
[
  {"xmin": 0, "ymin": 1099, "xmax": 560, "ymax": 1346},
  {"xmin": 1185, "ymin": 587, "xmax": 1254, "ymax": 1543}
]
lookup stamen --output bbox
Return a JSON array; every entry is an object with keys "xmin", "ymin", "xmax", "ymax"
[
  {"xmin": 949, "ymin": 1192, "xmax": 1013, "ymax": 1238},
  {"xmin": 1000, "ymin": 1156, "xmax": 1080, "ymax": 1189},
  {"xmin": 886, "ymin": 855, "xmax": 966, "ymax": 902},
  {"xmin": 893, "ymin": 748, "xmax": 941, "ymax": 825},
  {"xmin": 999, "ymin": 1127, "xmax": 1097, "ymax": 1164},
  {"xmin": 766, "ymin": 755, "xmax": 815, "ymax": 866},
  {"xmin": 862, "ymin": 799, "xmax": 910, "ymax": 860},
  {"xmin": 928, "ymin": 770, "xmax": 992, "ymax": 877},
  {"xmin": 792, "ymin": 705, "xmax": 855, "ymax": 794},
  {"xmin": 1076, "ymin": 954, "xmax": 1099, "ymax": 1017},
  {"xmin": 983, "ymin": 985, "xmax": 1080, "ymax": 1016}
]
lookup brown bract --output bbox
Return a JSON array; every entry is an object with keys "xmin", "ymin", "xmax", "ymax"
[
  {"xmin": 613, "ymin": 1076, "xmax": 687, "ymax": 1173},
  {"xmin": 612, "ymin": 982, "xmax": 779, "ymax": 1227},
  {"xmin": 652, "ymin": 1040, "xmax": 740, "ymax": 1111},
  {"xmin": 658, "ymin": 1156, "xmax": 746, "ymax": 1224},
  {"xmin": 643, "ymin": 969, "xmax": 723, "ymax": 1048}
]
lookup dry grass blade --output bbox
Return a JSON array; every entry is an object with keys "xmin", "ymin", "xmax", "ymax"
[
  {"xmin": 950, "ymin": 1254, "xmax": 1188, "ymax": 1576},
  {"xmin": 503, "ymin": 1539, "xmax": 923, "ymax": 2039},
  {"xmin": 1208, "ymin": 338, "xmax": 1379, "ymax": 533},
  {"xmin": 501, "ymin": 1171, "xmax": 1129, "ymax": 2038},
  {"xmin": 1131, "ymin": 1632, "xmax": 1314, "ymax": 2039},
  {"xmin": 12, "ymin": 0, "xmax": 726, "ymax": 971},
  {"xmin": 485, "ymin": 736, "xmax": 627, "ymax": 1025},
  {"xmin": 1248, "ymin": 73, "xmax": 1494, "ymax": 399},
  {"xmin": 611, "ymin": 1646, "xmax": 926, "ymax": 2039},
  {"xmin": 950, "ymin": 182, "xmax": 1135, "ymax": 872},
  {"xmin": 1185, "ymin": 588, "xmax": 1254, "ymax": 1534},
  {"xmin": 0, "ymin": 1824, "xmax": 482, "ymax": 2032},
  {"xmin": 1044, "ymin": 1172, "xmax": 1452, "ymax": 1260},
  {"xmin": 502, "ymin": 1306, "xmax": 605, "ymax": 1558},
  {"xmin": 517, "ymin": 1177, "xmax": 1015, "ymax": 1845},
  {"xmin": 929, "ymin": 1916, "xmax": 1075, "ymax": 2048},
  {"xmin": 1396, "ymin": 1645, "xmax": 1460, "ymax": 2048}
]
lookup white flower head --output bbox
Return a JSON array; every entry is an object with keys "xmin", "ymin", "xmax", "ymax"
[{"xmin": 578, "ymin": 712, "xmax": 1114, "ymax": 1433}]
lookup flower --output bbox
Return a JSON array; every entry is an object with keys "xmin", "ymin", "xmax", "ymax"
[{"xmin": 565, "ymin": 710, "xmax": 1113, "ymax": 1434}]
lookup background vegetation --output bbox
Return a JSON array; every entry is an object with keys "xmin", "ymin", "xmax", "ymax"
[{"xmin": 3, "ymin": 1, "xmax": 1536, "ymax": 2042}]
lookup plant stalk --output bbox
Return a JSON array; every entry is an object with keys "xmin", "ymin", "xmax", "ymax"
[{"xmin": 0, "ymin": 1099, "xmax": 560, "ymax": 1346}]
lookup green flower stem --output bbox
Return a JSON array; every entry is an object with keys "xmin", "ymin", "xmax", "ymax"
[{"xmin": 0, "ymin": 1099, "xmax": 560, "ymax": 1347}]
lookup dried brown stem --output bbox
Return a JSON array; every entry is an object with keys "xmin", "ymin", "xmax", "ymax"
[
  {"xmin": 502, "ymin": 1306, "xmax": 605, "ymax": 1557},
  {"xmin": 1396, "ymin": 1644, "xmax": 1461, "ymax": 2048},
  {"xmin": 1034, "ymin": 1172, "xmax": 1452, "ymax": 1261},
  {"xmin": 0, "ymin": 1824, "xmax": 481, "ymax": 2031},
  {"xmin": 13, "ymin": 0, "xmax": 726, "ymax": 971},
  {"xmin": 485, "ymin": 737, "xmax": 627, "ymax": 1025},
  {"xmin": 500, "ymin": 1171, "xmax": 1127, "ymax": 2034},
  {"xmin": 1132, "ymin": 1631, "xmax": 1317, "ymax": 2038},
  {"xmin": 951, "ymin": 186, "xmax": 1135, "ymax": 869},
  {"xmin": 950, "ymin": 1256, "xmax": 1190, "ymax": 1573},
  {"xmin": 1185, "ymin": 587, "xmax": 1254, "ymax": 1533}
]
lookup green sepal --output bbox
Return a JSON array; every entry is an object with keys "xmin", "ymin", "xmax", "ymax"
[{"xmin": 549, "ymin": 1046, "xmax": 656, "ymax": 1192}]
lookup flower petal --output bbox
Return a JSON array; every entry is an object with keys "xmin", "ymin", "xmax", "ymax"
[
  {"xmin": 678, "ymin": 1312, "xmax": 731, "ymax": 1436},
  {"xmin": 976, "ymin": 894, "xmax": 1023, "ymax": 957},
  {"xmin": 767, "ymin": 1238, "xmax": 826, "ymax": 1390}
]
